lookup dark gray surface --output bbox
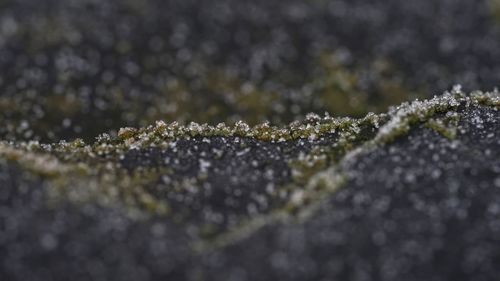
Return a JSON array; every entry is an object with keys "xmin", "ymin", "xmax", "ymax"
[
  {"xmin": 1, "ymin": 0, "xmax": 500, "ymax": 280},
  {"xmin": 194, "ymin": 105, "xmax": 500, "ymax": 281},
  {"xmin": 1, "ymin": 0, "xmax": 500, "ymax": 141},
  {"xmin": 0, "ymin": 104, "xmax": 498, "ymax": 281}
]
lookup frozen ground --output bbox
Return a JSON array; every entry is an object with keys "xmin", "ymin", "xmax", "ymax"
[
  {"xmin": 0, "ymin": 91, "xmax": 498, "ymax": 280},
  {"xmin": 1, "ymin": 0, "xmax": 500, "ymax": 280}
]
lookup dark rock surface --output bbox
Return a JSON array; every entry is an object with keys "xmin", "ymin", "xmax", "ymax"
[
  {"xmin": 0, "ymin": 93, "xmax": 498, "ymax": 281},
  {"xmin": 195, "ymin": 105, "xmax": 500, "ymax": 281},
  {"xmin": 1, "ymin": 1, "xmax": 500, "ymax": 280},
  {"xmin": 0, "ymin": 162, "xmax": 191, "ymax": 281},
  {"xmin": 1, "ymin": 0, "xmax": 500, "ymax": 141}
]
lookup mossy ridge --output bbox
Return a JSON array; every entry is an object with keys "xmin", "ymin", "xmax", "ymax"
[
  {"xmin": 425, "ymin": 111, "xmax": 461, "ymax": 140},
  {"xmin": 288, "ymin": 115, "xmax": 382, "ymax": 184},
  {"xmin": 305, "ymin": 89, "xmax": 498, "ymax": 186},
  {"xmin": 0, "ymin": 89, "xmax": 498, "ymax": 252},
  {"xmin": 4, "ymin": 89, "xmax": 498, "ymax": 205},
  {"xmin": 282, "ymin": 89, "xmax": 499, "ymax": 215},
  {"xmin": 280, "ymin": 89, "xmax": 500, "ymax": 225},
  {"xmin": 3, "ymin": 89, "xmax": 498, "ymax": 185},
  {"xmin": 0, "ymin": 50, "xmax": 425, "ymax": 144},
  {"xmin": 373, "ymin": 88, "xmax": 499, "ymax": 145},
  {"xmin": 0, "ymin": 100, "xmax": 385, "ymax": 247},
  {"xmin": 101, "ymin": 111, "xmax": 386, "ymax": 152},
  {"xmin": 85, "ymin": 105, "xmax": 388, "ymax": 235},
  {"xmin": 204, "ymin": 89, "xmax": 499, "ymax": 250},
  {"xmin": 103, "ymin": 90, "xmax": 498, "ymax": 154}
]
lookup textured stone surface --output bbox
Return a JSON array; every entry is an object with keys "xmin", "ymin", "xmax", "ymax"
[
  {"xmin": 195, "ymin": 105, "xmax": 500, "ymax": 281},
  {"xmin": 1, "ymin": 0, "xmax": 500, "ymax": 141},
  {"xmin": 0, "ymin": 92, "xmax": 499, "ymax": 280},
  {"xmin": 1, "ymin": 1, "xmax": 500, "ymax": 280}
]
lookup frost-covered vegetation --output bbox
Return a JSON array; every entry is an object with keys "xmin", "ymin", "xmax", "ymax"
[
  {"xmin": 1, "ymin": 0, "xmax": 500, "ymax": 280},
  {"xmin": 1, "ymin": 89, "xmax": 499, "ymax": 280}
]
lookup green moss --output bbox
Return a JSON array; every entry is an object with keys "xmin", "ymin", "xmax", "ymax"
[
  {"xmin": 425, "ymin": 112, "xmax": 460, "ymax": 140},
  {"xmin": 1, "ymin": 90, "xmax": 499, "ymax": 250},
  {"xmin": 471, "ymin": 90, "xmax": 500, "ymax": 107}
]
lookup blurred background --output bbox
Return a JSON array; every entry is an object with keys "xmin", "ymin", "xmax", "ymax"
[{"xmin": 1, "ymin": 0, "xmax": 500, "ymax": 142}]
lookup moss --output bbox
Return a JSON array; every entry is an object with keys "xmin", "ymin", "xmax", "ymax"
[
  {"xmin": 118, "ymin": 127, "xmax": 139, "ymax": 140},
  {"xmin": 0, "ymin": 49, "xmax": 433, "ymax": 144},
  {"xmin": 290, "ymin": 151, "xmax": 328, "ymax": 185},
  {"xmin": 0, "ymin": 89, "xmax": 498, "ymax": 250},
  {"xmin": 425, "ymin": 112, "xmax": 460, "ymax": 140},
  {"xmin": 372, "ymin": 89, "xmax": 466, "ymax": 145},
  {"xmin": 471, "ymin": 90, "xmax": 500, "ymax": 107},
  {"xmin": 285, "ymin": 89, "xmax": 496, "ymax": 220}
]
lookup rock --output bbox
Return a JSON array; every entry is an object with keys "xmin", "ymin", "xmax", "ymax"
[
  {"xmin": 1, "ymin": 0, "xmax": 500, "ymax": 141},
  {"xmin": 0, "ymin": 91, "xmax": 498, "ymax": 280},
  {"xmin": 1, "ymin": 1, "xmax": 500, "ymax": 280}
]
